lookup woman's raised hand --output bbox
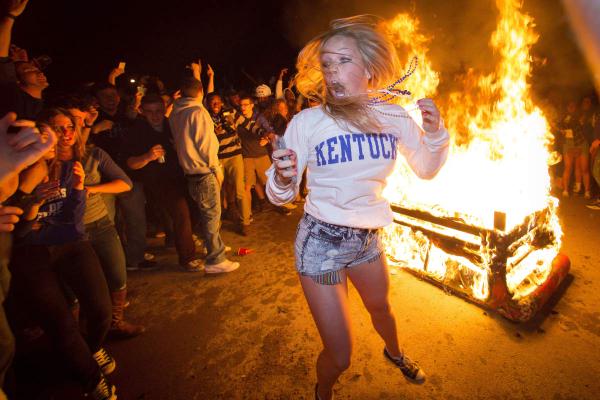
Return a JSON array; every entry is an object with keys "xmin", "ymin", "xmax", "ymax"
[
  {"xmin": 72, "ymin": 161, "xmax": 85, "ymax": 191},
  {"xmin": 416, "ymin": 98, "xmax": 442, "ymax": 133}
]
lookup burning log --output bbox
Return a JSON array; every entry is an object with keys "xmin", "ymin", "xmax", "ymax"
[{"xmin": 386, "ymin": 204, "xmax": 569, "ymax": 321}]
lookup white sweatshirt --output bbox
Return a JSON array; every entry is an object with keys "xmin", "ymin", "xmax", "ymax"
[
  {"xmin": 266, "ymin": 104, "xmax": 450, "ymax": 229},
  {"xmin": 169, "ymin": 97, "xmax": 221, "ymax": 176}
]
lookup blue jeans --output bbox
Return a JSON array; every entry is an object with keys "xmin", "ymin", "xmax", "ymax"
[
  {"xmin": 104, "ymin": 181, "xmax": 147, "ymax": 266},
  {"xmin": 85, "ymin": 216, "xmax": 127, "ymax": 292},
  {"xmin": 187, "ymin": 174, "xmax": 226, "ymax": 265}
]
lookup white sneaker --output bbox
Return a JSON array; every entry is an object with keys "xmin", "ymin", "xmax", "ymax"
[
  {"xmin": 184, "ymin": 259, "xmax": 204, "ymax": 272},
  {"xmin": 573, "ymin": 182, "xmax": 582, "ymax": 193},
  {"xmin": 205, "ymin": 259, "xmax": 240, "ymax": 274},
  {"xmin": 584, "ymin": 191, "xmax": 591, "ymax": 200},
  {"xmin": 144, "ymin": 252, "xmax": 155, "ymax": 261}
]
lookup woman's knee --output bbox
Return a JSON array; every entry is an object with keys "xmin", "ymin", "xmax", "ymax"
[
  {"xmin": 323, "ymin": 348, "xmax": 352, "ymax": 372},
  {"xmin": 365, "ymin": 298, "xmax": 393, "ymax": 319}
]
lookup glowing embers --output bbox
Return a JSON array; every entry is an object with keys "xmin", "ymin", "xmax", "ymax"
[{"xmin": 384, "ymin": 204, "xmax": 569, "ymax": 321}]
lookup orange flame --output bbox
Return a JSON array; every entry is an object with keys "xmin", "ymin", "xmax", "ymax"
[{"xmin": 382, "ymin": 0, "xmax": 563, "ymax": 302}]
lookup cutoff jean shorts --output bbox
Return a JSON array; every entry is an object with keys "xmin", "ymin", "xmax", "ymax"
[{"xmin": 295, "ymin": 213, "xmax": 384, "ymax": 285}]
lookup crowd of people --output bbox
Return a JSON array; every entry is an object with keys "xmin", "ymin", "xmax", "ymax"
[
  {"xmin": 0, "ymin": 1, "xmax": 309, "ymax": 399},
  {"xmin": 552, "ymin": 94, "xmax": 600, "ymax": 209}
]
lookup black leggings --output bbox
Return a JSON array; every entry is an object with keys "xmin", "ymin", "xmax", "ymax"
[{"xmin": 9, "ymin": 241, "xmax": 111, "ymax": 390}]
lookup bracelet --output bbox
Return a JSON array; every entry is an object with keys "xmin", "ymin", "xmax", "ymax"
[
  {"xmin": 84, "ymin": 122, "xmax": 93, "ymax": 128},
  {"xmin": 4, "ymin": 14, "xmax": 16, "ymax": 20}
]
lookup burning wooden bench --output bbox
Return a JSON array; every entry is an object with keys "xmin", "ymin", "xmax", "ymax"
[{"xmin": 384, "ymin": 203, "xmax": 569, "ymax": 321}]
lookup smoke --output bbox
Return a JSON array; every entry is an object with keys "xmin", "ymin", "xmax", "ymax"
[
  {"xmin": 282, "ymin": 0, "xmax": 594, "ymax": 106},
  {"xmin": 282, "ymin": 0, "xmax": 410, "ymax": 48}
]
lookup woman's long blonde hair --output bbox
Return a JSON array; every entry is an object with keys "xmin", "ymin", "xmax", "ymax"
[
  {"xmin": 295, "ymin": 15, "xmax": 402, "ymax": 132},
  {"xmin": 37, "ymin": 108, "xmax": 87, "ymax": 180}
]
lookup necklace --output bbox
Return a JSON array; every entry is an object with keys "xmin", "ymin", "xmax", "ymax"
[
  {"xmin": 367, "ymin": 56, "xmax": 418, "ymax": 106},
  {"xmin": 367, "ymin": 104, "xmax": 412, "ymax": 119}
]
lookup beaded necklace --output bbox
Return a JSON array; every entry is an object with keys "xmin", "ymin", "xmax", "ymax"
[
  {"xmin": 367, "ymin": 56, "xmax": 418, "ymax": 106},
  {"xmin": 366, "ymin": 104, "xmax": 413, "ymax": 119}
]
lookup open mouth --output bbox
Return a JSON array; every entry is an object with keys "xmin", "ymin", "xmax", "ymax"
[
  {"xmin": 62, "ymin": 135, "xmax": 74, "ymax": 144},
  {"xmin": 329, "ymin": 81, "xmax": 346, "ymax": 98}
]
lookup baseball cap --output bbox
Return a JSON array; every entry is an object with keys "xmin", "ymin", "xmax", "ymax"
[{"xmin": 255, "ymin": 84, "xmax": 272, "ymax": 98}]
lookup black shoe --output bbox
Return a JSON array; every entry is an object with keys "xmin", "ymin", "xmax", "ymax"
[
  {"xmin": 383, "ymin": 347, "xmax": 426, "ymax": 382},
  {"xmin": 126, "ymin": 259, "xmax": 159, "ymax": 271}
]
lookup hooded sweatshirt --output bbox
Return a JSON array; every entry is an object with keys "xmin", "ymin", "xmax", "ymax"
[{"xmin": 169, "ymin": 97, "xmax": 221, "ymax": 176}]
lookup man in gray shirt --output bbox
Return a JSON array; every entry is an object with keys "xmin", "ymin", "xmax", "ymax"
[{"xmin": 169, "ymin": 77, "xmax": 239, "ymax": 274}]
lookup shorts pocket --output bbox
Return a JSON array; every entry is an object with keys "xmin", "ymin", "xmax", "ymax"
[{"xmin": 309, "ymin": 223, "xmax": 345, "ymax": 244}]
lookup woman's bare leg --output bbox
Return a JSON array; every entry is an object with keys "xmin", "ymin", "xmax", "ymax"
[
  {"xmin": 254, "ymin": 182, "xmax": 266, "ymax": 200},
  {"xmin": 563, "ymin": 152, "xmax": 575, "ymax": 193},
  {"xmin": 346, "ymin": 256, "xmax": 401, "ymax": 357},
  {"xmin": 574, "ymin": 152, "xmax": 583, "ymax": 190},
  {"xmin": 299, "ymin": 274, "xmax": 352, "ymax": 400},
  {"xmin": 579, "ymin": 153, "xmax": 591, "ymax": 193}
]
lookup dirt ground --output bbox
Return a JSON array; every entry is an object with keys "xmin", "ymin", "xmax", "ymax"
[{"xmin": 87, "ymin": 194, "xmax": 598, "ymax": 400}]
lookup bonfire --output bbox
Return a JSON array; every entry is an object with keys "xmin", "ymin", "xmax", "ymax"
[{"xmin": 381, "ymin": 0, "xmax": 569, "ymax": 321}]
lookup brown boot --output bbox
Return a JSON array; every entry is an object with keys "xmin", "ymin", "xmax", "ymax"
[{"xmin": 108, "ymin": 289, "xmax": 146, "ymax": 339}]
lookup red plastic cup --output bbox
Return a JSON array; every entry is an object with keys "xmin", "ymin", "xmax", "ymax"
[{"xmin": 237, "ymin": 247, "xmax": 254, "ymax": 256}]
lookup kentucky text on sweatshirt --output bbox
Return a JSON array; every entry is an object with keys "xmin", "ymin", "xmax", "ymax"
[{"xmin": 266, "ymin": 104, "xmax": 450, "ymax": 229}]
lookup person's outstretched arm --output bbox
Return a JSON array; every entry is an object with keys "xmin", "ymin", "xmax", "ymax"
[
  {"xmin": 206, "ymin": 64, "xmax": 214, "ymax": 94},
  {"xmin": 275, "ymin": 68, "xmax": 288, "ymax": 99},
  {"xmin": 0, "ymin": 0, "xmax": 29, "ymax": 58},
  {"xmin": 86, "ymin": 147, "xmax": 132, "ymax": 195}
]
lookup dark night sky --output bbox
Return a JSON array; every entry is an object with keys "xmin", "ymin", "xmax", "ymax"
[
  {"xmin": 6, "ymin": 0, "xmax": 595, "ymax": 102},
  {"xmin": 9, "ymin": 0, "xmax": 300, "ymax": 91}
]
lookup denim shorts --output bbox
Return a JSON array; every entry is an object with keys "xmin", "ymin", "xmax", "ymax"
[{"xmin": 295, "ymin": 213, "xmax": 384, "ymax": 285}]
